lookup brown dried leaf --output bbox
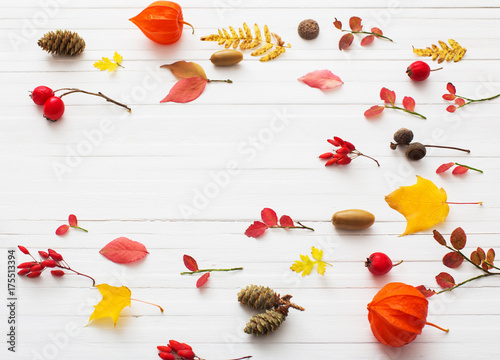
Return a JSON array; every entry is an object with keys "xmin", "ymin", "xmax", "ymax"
[
  {"xmin": 416, "ymin": 285, "xmax": 436, "ymax": 298},
  {"xmin": 436, "ymin": 272, "xmax": 455, "ymax": 289},
  {"xmin": 433, "ymin": 230, "xmax": 447, "ymax": 246},
  {"xmin": 442, "ymin": 251, "xmax": 464, "ymax": 269},
  {"xmin": 450, "ymin": 227, "xmax": 466, "ymax": 250},
  {"xmin": 470, "ymin": 250, "xmax": 481, "ymax": 266},
  {"xmin": 487, "ymin": 248, "xmax": 495, "ymax": 266}
]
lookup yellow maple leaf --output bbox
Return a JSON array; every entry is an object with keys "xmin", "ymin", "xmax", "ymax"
[
  {"xmin": 88, "ymin": 284, "xmax": 131, "ymax": 327},
  {"xmin": 94, "ymin": 52, "xmax": 123, "ymax": 72},
  {"xmin": 291, "ymin": 246, "xmax": 332, "ymax": 277},
  {"xmin": 112, "ymin": 51, "xmax": 123, "ymax": 65},
  {"xmin": 385, "ymin": 176, "xmax": 449, "ymax": 236}
]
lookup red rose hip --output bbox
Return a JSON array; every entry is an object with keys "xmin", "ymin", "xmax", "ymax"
[
  {"xmin": 30, "ymin": 86, "xmax": 53, "ymax": 105},
  {"xmin": 365, "ymin": 252, "xmax": 402, "ymax": 275},
  {"xmin": 43, "ymin": 96, "xmax": 65, "ymax": 121},
  {"xmin": 406, "ymin": 61, "xmax": 441, "ymax": 81}
]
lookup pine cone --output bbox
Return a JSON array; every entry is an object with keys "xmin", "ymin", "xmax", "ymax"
[
  {"xmin": 244, "ymin": 308, "xmax": 287, "ymax": 336},
  {"xmin": 38, "ymin": 30, "xmax": 85, "ymax": 56},
  {"xmin": 238, "ymin": 285, "xmax": 279, "ymax": 310}
]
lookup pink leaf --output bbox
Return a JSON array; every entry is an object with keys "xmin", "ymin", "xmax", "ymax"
[
  {"xmin": 245, "ymin": 221, "xmax": 269, "ymax": 238},
  {"xmin": 349, "ymin": 16, "xmax": 363, "ymax": 32},
  {"xmin": 279, "ymin": 215, "xmax": 294, "ymax": 228},
  {"xmin": 333, "ymin": 18, "xmax": 342, "ymax": 30},
  {"xmin": 56, "ymin": 224, "xmax": 69, "ymax": 236},
  {"xmin": 339, "ymin": 33, "xmax": 354, "ymax": 50},
  {"xmin": 99, "ymin": 237, "xmax": 149, "ymax": 264},
  {"xmin": 415, "ymin": 285, "xmax": 436, "ymax": 298},
  {"xmin": 196, "ymin": 272, "xmax": 210, "ymax": 288},
  {"xmin": 402, "ymin": 96, "xmax": 415, "ymax": 111},
  {"xmin": 261, "ymin": 208, "xmax": 278, "ymax": 226},
  {"xmin": 183, "ymin": 255, "xmax": 199, "ymax": 272},
  {"xmin": 364, "ymin": 105, "xmax": 385, "ymax": 117},
  {"xmin": 436, "ymin": 272, "xmax": 455, "ymax": 289},
  {"xmin": 436, "ymin": 162, "xmax": 454, "ymax": 174},
  {"xmin": 442, "ymin": 94, "xmax": 456, "ymax": 101},
  {"xmin": 68, "ymin": 214, "xmax": 78, "ymax": 227},
  {"xmin": 446, "ymin": 105, "xmax": 457, "ymax": 113},
  {"xmin": 455, "ymin": 98, "xmax": 465, "ymax": 106},
  {"xmin": 360, "ymin": 35, "xmax": 374, "ymax": 46},
  {"xmin": 298, "ymin": 70, "xmax": 344, "ymax": 90},
  {"xmin": 160, "ymin": 77, "xmax": 207, "ymax": 103},
  {"xmin": 447, "ymin": 82, "xmax": 456, "ymax": 95},
  {"xmin": 452, "ymin": 166, "xmax": 469, "ymax": 175},
  {"xmin": 380, "ymin": 87, "xmax": 396, "ymax": 105},
  {"xmin": 371, "ymin": 27, "xmax": 383, "ymax": 36}
]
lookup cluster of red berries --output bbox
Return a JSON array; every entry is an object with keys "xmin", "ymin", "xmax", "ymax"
[
  {"xmin": 319, "ymin": 136, "xmax": 379, "ymax": 167},
  {"xmin": 157, "ymin": 340, "xmax": 196, "ymax": 360},
  {"xmin": 30, "ymin": 86, "xmax": 65, "ymax": 121},
  {"xmin": 17, "ymin": 246, "xmax": 65, "ymax": 278}
]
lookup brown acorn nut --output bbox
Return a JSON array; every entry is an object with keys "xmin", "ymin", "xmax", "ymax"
[
  {"xmin": 298, "ymin": 19, "xmax": 320, "ymax": 40},
  {"xmin": 405, "ymin": 142, "xmax": 427, "ymax": 160},
  {"xmin": 331, "ymin": 209, "xmax": 375, "ymax": 230},
  {"xmin": 210, "ymin": 50, "xmax": 243, "ymax": 66},
  {"xmin": 390, "ymin": 128, "xmax": 414, "ymax": 150}
]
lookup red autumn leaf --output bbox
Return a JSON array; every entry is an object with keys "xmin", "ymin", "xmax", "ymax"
[
  {"xmin": 349, "ymin": 16, "xmax": 362, "ymax": 32},
  {"xmin": 447, "ymin": 82, "xmax": 456, "ymax": 95},
  {"xmin": 415, "ymin": 285, "xmax": 436, "ymax": 298},
  {"xmin": 442, "ymin": 252, "xmax": 464, "ymax": 268},
  {"xmin": 183, "ymin": 255, "xmax": 199, "ymax": 272},
  {"xmin": 364, "ymin": 105, "xmax": 385, "ymax": 117},
  {"xmin": 245, "ymin": 221, "xmax": 268, "ymax": 238},
  {"xmin": 333, "ymin": 18, "xmax": 342, "ymax": 30},
  {"xmin": 380, "ymin": 87, "xmax": 396, "ymax": 105},
  {"xmin": 455, "ymin": 98, "xmax": 465, "ymax": 106},
  {"xmin": 371, "ymin": 27, "xmax": 383, "ymax": 36},
  {"xmin": 339, "ymin": 33, "xmax": 354, "ymax": 50},
  {"xmin": 436, "ymin": 162, "xmax": 454, "ymax": 174},
  {"xmin": 487, "ymin": 248, "xmax": 495, "ymax": 265},
  {"xmin": 279, "ymin": 215, "xmax": 294, "ymax": 228},
  {"xmin": 433, "ymin": 230, "xmax": 447, "ymax": 246},
  {"xmin": 442, "ymin": 94, "xmax": 456, "ymax": 101},
  {"xmin": 360, "ymin": 35, "xmax": 374, "ymax": 46},
  {"xmin": 436, "ymin": 272, "xmax": 455, "ymax": 289},
  {"xmin": 160, "ymin": 77, "xmax": 208, "ymax": 103},
  {"xmin": 298, "ymin": 70, "xmax": 344, "ymax": 90},
  {"xmin": 477, "ymin": 247, "xmax": 486, "ymax": 261},
  {"xmin": 450, "ymin": 227, "xmax": 466, "ymax": 250},
  {"xmin": 68, "ymin": 214, "xmax": 78, "ymax": 227},
  {"xmin": 452, "ymin": 166, "xmax": 468, "ymax": 175},
  {"xmin": 446, "ymin": 105, "xmax": 457, "ymax": 113},
  {"xmin": 196, "ymin": 272, "xmax": 210, "ymax": 288},
  {"xmin": 402, "ymin": 96, "xmax": 415, "ymax": 111},
  {"xmin": 56, "ymin": 224, "xmax": 70, "ymax": 235},
  {"xmin": 470, "ymin": 250, "xmax": 481, "ymax": 266},
  {"xmin": 261, "ymin": 208, "xmax": 278, "ymax": 226},
  {"xmin": 99, "ymin": 237, "xmax": 149, "ymax": 264}
]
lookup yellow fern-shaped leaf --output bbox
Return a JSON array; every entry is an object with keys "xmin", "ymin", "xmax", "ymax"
[
  {"xmin": 254, "ymin": 24, "xmax": 262, "ymax": 42},
  {"xmin": 413, "ymin": 39, "xmax": 466, "ymax": 63},
  {"xmin": 260, "ymin": 46, "xmax": 285, "ymax": 62},
  {"xmin": 243, "ymin": 23, "xmax": 253, "ymax": 39},
  {"xmin": 251, "ymin": 43, "xmax": 273, "ymax": 56}
]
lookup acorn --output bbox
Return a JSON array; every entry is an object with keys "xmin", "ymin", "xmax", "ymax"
[
  {"xmin": 391, "ymin": 128, "xmax": 413, "ymax": 149},
  {"xmin": 298, "ymin": 19, "xmax": 320, "ymax": 40},
  {"xmin": 405, "ymin": 142, "xmax": 427, "ymax": 160}
]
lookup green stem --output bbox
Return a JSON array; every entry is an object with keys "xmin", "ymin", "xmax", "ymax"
[
  {"xmin": 387, "ymin": 105, "xmax": 426, "ymax": 119},
  {"xmin": 437, "ymin": 273, "xmax": 500, "ymax": 294},
  {"xmin": 343, "ymin": 29, "xmax": 393, "ymax": 42},
  {"xmin": 483, "ymin": 261, "xmax": 500, "ymax": 272},
  {"xmin": 457, "ymin": 93, "xmax": 500, "ymax": 103},
  {"xmin": 71, "ymin": 225, "xmax": 88, "ymax": 233},
  {"xmin": 207, "ymin": 79, "xmax": 233, "ymax": 83},
  {"xmin": 454, "ymin": 162, "xmax": 483, "ymax": 173},
  {"xmin": 180, "ymin": 267, "xmax": 243, "ymax": 275}
]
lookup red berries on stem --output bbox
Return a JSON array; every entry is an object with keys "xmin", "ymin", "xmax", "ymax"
[
  {"xmin": 365, "ymin": 252, "xmax": 403, "ymax": 275},
  {"xmin": 157, "ymin": 340, "xmax": 251, "ymax": 360},
  {"xmin": 43, "ymin": 96, "xmax": 65, "ymax": 121},
  {"xmin": 319, "ymin": 136, "xmax": 379, "ymax": 167},
  {"xmin": 406, "ymin": 61, "xmax": 442, "ymax": 81}
]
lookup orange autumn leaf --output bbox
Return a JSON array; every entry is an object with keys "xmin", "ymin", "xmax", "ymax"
[
  {"xmin": 385, "ymin": 176, "xmax": 449, "ymax": 236},
  {"xmin": 367, "ymin": 282, "xmax": 448, "ymax": 347},
  {"xmin": 160, "ymin": 61, "xmax": 207, "ymax": 80}
]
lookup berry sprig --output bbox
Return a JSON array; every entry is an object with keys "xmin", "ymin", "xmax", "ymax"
[
  {"xmin": 417, "ymin": 228, "xmax": 500, "ymax": 297},
  {"xmin": 17, "ymin": 245, "xmax": 96, "ymax": 285},
  {"xmin": 436, "ymin": 162, "xmax": 483, "ymax": 175},
  {"xmin": 319, "ymin": 136, "xmax": 379, "ymax": 166},
  {"xmin": 180, "ymin": 255, "xmax": 243, "ymax": 288},
  {"xmin": 30, "ymin": 85, "xmax": 131, "ymax": 121},
  {"xmin": 333, "ymin": 16, "xmax": 393, "ymax": 50},
  {"xmin": 56, "ymin": 214, "xmax": 88, "ymax": 235},
  {"xmin": 157, "ymin": 340, "xmax": 251, "ymax": 360},
  {"xmin": 245, "ymin": 208, "xmax": 314, "ymax": 238},
  {"xmin": 444, "ymin": 82, "xmax": 500, "ymax": 112},
  {"xmin": 365, "ymin": 88, "xmax": 426, "ymax": 119}
]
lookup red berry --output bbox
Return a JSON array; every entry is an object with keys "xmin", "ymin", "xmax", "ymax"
[
  {"xmin": 39, "ymin": 251, "xmax": 49, "ymax": 259},
  {"xmin": 157, "ymin": 346, "xmax": 172, "ymax": 353},
  {"xmin": 27, "ymin": 271, "xmax": 42, "ymax": 278},
  {"xmin": 181, "ymin": 343, "xmax": 192, "ymax": 351},
  {"xmin": 42, "ymin": 260, "xmax": 57, "ymax": 268},
  {"xmin": 18, "ymin": 262, "xmax": 35, "ymax": 269},
  {"xmin": 406, "ymin": 61, "xmax": 431, "ymax": 81},
  {"xmin": 365, "ymin": 252, "xmax": 396, "ymax": 275},
  {"xmin": 177, "ymin": 350, "xmax": 195, "ymax": 360},
  {"xmin": 31, "ymin": 86, "xmax": 53, "ymax": 105},
  {"xmin": 158, "ymin": 352, "xmax": 175, "ymax": 360},
  {"xmin": 48, "ymin": 249, "xmax": 63, "ymax": 261},
  {"xmin": 17, "ymin": 269, "xmax": 30, "ymax": 276},
  {"xmin": 337, "ymin": 156, "xmax": 352, "ymax": 165},
  {"xmin": 43, "ymin": 96, "xmax": 65, "ymax": 121},
  {"xmin": 51, "ymin": 270, "xmax": 65, "ymax": 277},
  {"xmin": 168, "ymin": 340, "xmax": 184, "ymax": 352},
  {"xmin": 30, "ymin": 264, "xmax": 44, "ymax": 272},
  {"xmin": 18, "ymin": 245, "xmax": 30, "ymax": 255}
]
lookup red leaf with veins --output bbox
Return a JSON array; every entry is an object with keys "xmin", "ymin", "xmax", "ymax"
[
  {"xmin": 442, "ymin": 252, "xmax": 464, "ymax": 268},
  {"xmin": 339, "ymin": 33, "xmax": 354, "ymax": 50},
  {"xmin": 371, "ymin": 27, "xmax": 383, "ymax": 36},
  {"xmin": 364, "ymin": 105, "xmax": 385, "ymax": 117},
  {"xmin": 261, "ymin": 208, "xmax": 278, "ymax": 226},
  {"xmin": 402, "ymin": 96, "xmax": 415, "ymax": 111},
  {"xmin": 416, "ymin": 285, "xmax": 436, "ymax": 298},
  {"xmin": 68, "ymin": 214, "xmax": 78, "ymax": 227},
  {"xmin": 245, "ymin": 221, "xmax": 268, "ymax": 238},
  {"xmin": 279, "ymin": 215, "xmax": 294, "ymax": 228},
  {"xmin": 450, "ymin": 227, "xmax": 466, "ymax": 250},
  {"xmin": 333, "ymin": 18, "xmax": 342, "ymax": 30},
  {"xmin": 436, "ymin": 272, "xmax": 456, "ymax": 289},
  {"xmin": 360, "ymin": 35, "xmax": 374, "ymax": 46},
  {"xmin": 196, "ymin": 272, "xmax": 210, "ymax": 288},
  {"xmin": 452, "ymin": 166, "xmax": 468, "ymax": 175},
  {"xmin": 436, "ymin": 162, "xmax": 454, "ymax": 174},
  {"xmin": 56, "ymin": 225, "xmax": 70, "ymax": 235},
  {"xmin": 380, "ymin": 87, "xmax": 396, "ymax": 105},
  {"xmin": 183, "ymin": 255, "xmax": 199, "ymax": 272},
  {"xmin": 349, "ymin": 16, "xmax": 362, "ymax": 32},
  {"xmin": 99, "ymin": 237, "xmax": 149, "ymax": 264},
  {"xmin": 160, "ymin": 77, "xmax": 207, "ymax": 103},
  {"xmin": 447, "ymin": 82, "xmax": 456, "ymax": 95},
  {"xmin": 433, "ymin": 230, "xmax": 447, "ymax": 246}
]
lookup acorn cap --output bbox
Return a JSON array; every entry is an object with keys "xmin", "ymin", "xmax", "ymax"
[
  {"xmin": 393, "ymin": 128, "xmax": 414, "ymax": 145},
  {"xmin": 298, "ymin": 19, "xmax": 320, "ymax": 40},
  {"xmin": 405, "ymin": 142, "xmax": 426, "ymax": 160}
]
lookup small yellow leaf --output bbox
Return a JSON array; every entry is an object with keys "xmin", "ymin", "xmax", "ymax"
[
  {"xmin": 385, "ymin": 176, "xmax": 449, "ymax": 236},
  {"xmin": 251, "ymin": 43, "xmax": 273, "ymax": 56},
  {"xmin": 317, "ymin": 261, "xmax": 327, "ymax": 276},
  {"xmin": 311, "ymin": 247, "xmax": 323, "ymax": 262},
  {"xmin": 113, "ymin": 51, "xmax": 123, "ymax": 65},
  {"xmin": 88, "ymin": 284, "xmax": 131, "ymax": 327},
  {"xmin": 291, "ymin": 247, "xmax": 331, "ymax": 277},
  {"xmin": 94, "ymin": 54, "xmax": 121, "ymax": 72}
]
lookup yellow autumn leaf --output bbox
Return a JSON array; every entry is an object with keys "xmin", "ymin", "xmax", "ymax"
[
  {"xmin": 112, "ymin": 51, "xmax": 123, "ymax": 65},
  {"xmin": 412, "ymin": 39, "xmax": 466, "ymax": 63},
  {"xmin": 94, "ymin": 52, "xmax": 123, "ymax": 72},
  {"xmin": 88, "ymin": 284, "xmax": 131, "ymax": 327},
  {"xmin": 291, "ymin": 247, "xmax": 332, "ymax": 277},
  {"xmin": 385, "ymin": 176, "xmax": 449, "ymax": 236}
]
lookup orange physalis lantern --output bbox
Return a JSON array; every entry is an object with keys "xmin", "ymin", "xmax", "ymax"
[
  {"xmin": 129, "ymin": 1, "xmax": 194, "ymax": 45},
  {"xmin": 367, "ymin": 282, "xmax": 448, "ymax": 347}
]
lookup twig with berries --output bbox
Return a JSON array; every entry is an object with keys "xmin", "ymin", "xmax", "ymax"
[
  {"xmin": 181, "ymin": 255, "xmax": 243, "ymax": 288},
  {"xmin": 320, "ymin": 136, "xmax": 379, "ymax": 167},
  {"xmin": 365, "ymin": 88, "xmax": 426, "ymax": 119},
  {"xmin": 157, "ymin": 340, "xmax": 251, "ymax": 360},
  {"xmin": 245, "ymin": 208, "xmax": 314, "ymax": 238},
  {"xmin": 444, "ymin": 82, "xmax": 500, "ymax": 113}
]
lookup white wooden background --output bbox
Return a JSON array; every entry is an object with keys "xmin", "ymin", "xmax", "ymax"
[{"xmin": 1, "ymin": 1, "xmax": 500, "ymax": 359}]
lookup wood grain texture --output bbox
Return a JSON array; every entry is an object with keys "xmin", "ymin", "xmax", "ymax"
[{"xmin": 1, "ymin": 1, "xmax": 499, "ymax": 359}]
